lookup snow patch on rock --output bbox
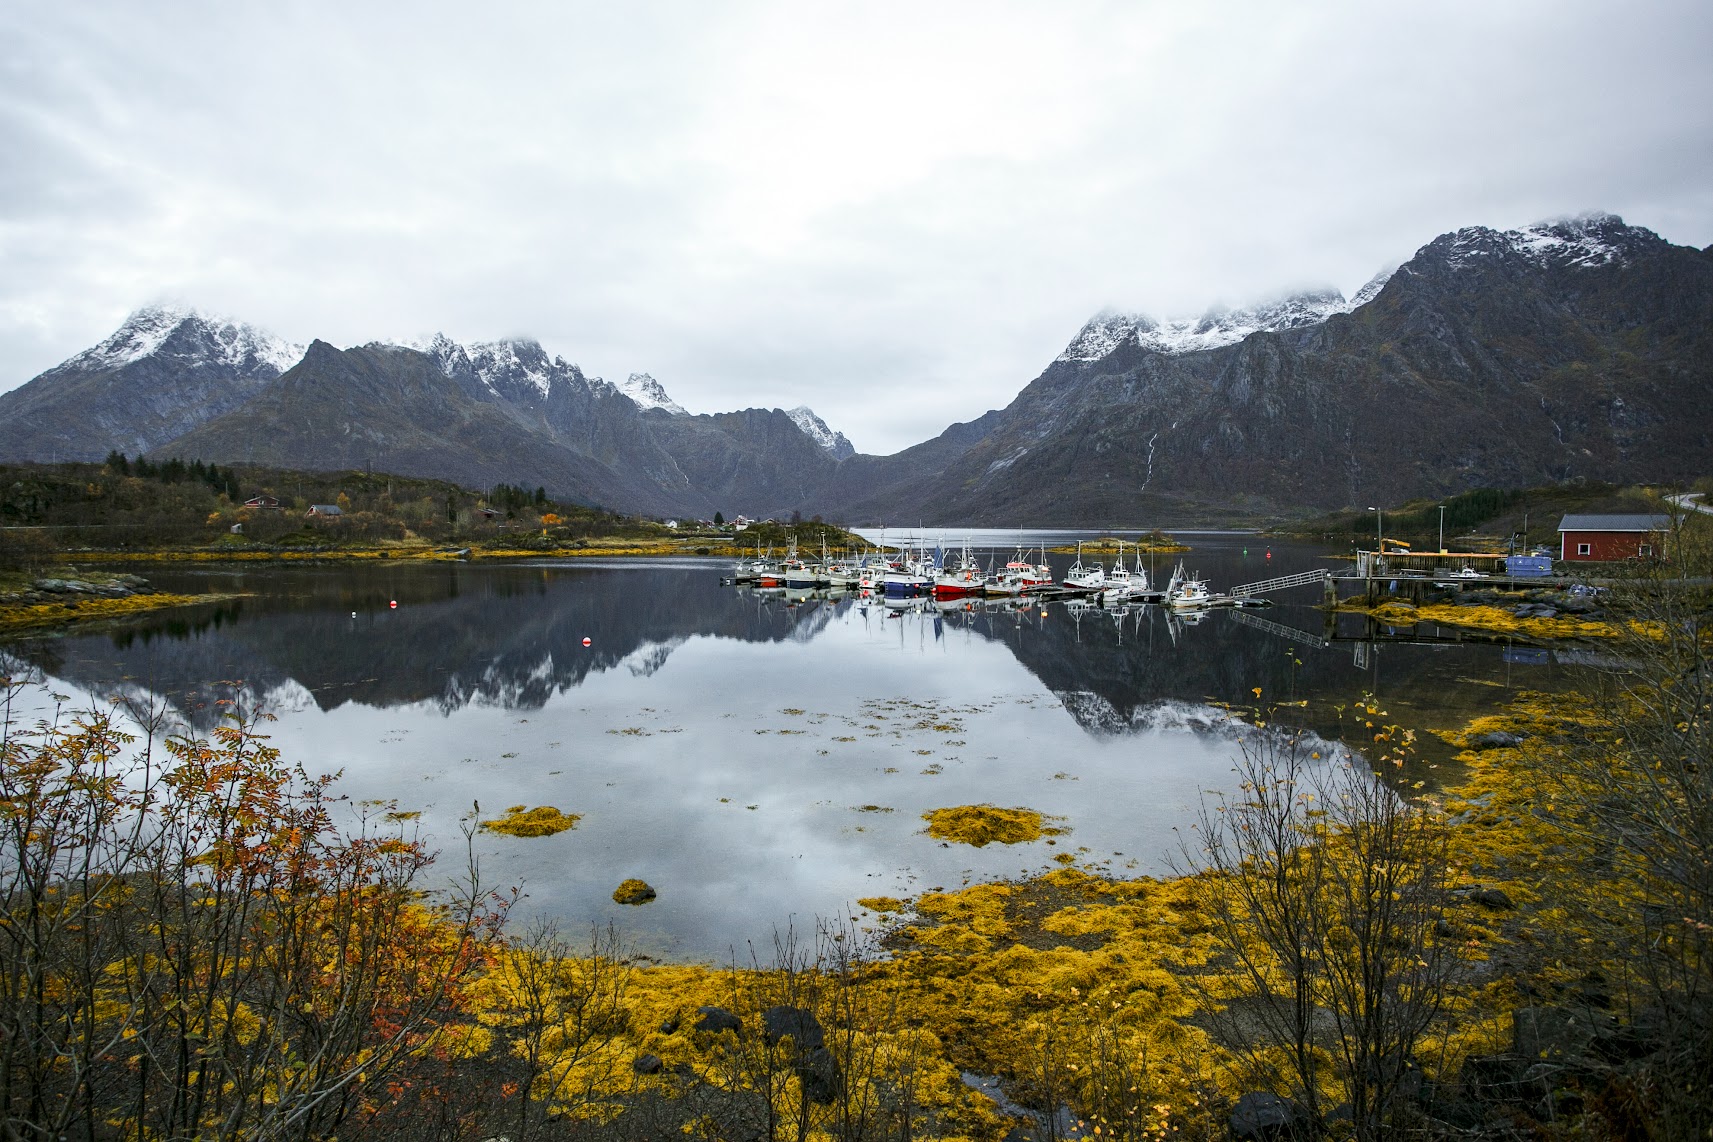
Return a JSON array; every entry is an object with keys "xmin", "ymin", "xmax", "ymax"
[
  {"xmin": 394, "ymin": 333, "xmax": 589, "ymax": 401},
  {"xmin": 1348, "ymin": 264, "xmax": 1399, "ymax": 308},
  {"xmin": 786, "ymin": 406, "xmax": 855, "ymax": 459},
  {"xmin": 616, "ymin": 372, "xmax": 688, "ymax": 415}
]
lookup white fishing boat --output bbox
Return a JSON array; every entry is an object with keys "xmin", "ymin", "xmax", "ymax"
[
  {"xmin": 819, "ymin": 539, "xmax": 857, "ymax": 588},
  {"xmin": 1064, "ymin": 541, "xmax": 1106, "ymax": 592},
  {"xmin": 1102, "ymin": 540, "xmax": 1152, "ymax": 601},
  {"xmin": 1165, "ymin": 561, "xmax": 1212, "ymax": 610}
]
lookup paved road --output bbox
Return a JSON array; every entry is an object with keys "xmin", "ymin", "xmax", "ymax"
[{"xmin": 1666, "ymin": 492, "xmax": 1713, "ymax": 516}]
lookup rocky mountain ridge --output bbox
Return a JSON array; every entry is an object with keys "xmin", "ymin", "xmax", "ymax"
[
  {"xmin": 812, "ymin": 212, "xmax": 1712, "ymax": 523},
  {"xmin": 1, "ymin": 314, "xmax": 855, "ymax": 518},
  {"xmin": 3, "ymin": 213, "xmax": 1707, "ymax": 524}
]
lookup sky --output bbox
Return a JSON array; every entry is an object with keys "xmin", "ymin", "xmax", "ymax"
[{"xmin": 2, "ymin": 2, "xmax": 1711, "ymax": 456}]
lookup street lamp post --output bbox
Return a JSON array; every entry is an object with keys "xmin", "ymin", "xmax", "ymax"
[{"xmin": 1439, "ymin": 504, "xmax": 1446, "ymax": 554}]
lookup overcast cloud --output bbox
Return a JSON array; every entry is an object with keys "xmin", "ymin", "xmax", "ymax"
[{"xmin": 2, "ymin": 1, "xmax": 1710, "ymax": 454}]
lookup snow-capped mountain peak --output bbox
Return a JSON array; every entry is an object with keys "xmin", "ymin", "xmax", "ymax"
[
  {"xmin": 62, "ymin": 305, "xmax": 304, "ymax": 376},
  {"xmin": 1058, "ymin": 287, "xmax": 1359, "ymax": 362},
  {"xmin": 615, "ymin": 372, "xmax": 687, "ymax": 415},
  {"xmin": 1437, "ymin": 212, "xmax": 1663, "ymax": 272},
  {"xmin": 786, "ymin": 406, "xmax": 855, "ymax": 459},
  {"xmin": 1348, "ymin": 264, "xmax": 1399, "ymax": 309},
  {"xmin": 391, "ymin": 333, "xmax": 578, "ymax": 401},
  {"xmin": 467, "ymin": 339, "xmax": 555, "ymax": 399},
  {"xmin": 1056, "ymin": 310, "xmax": 1147, "ymax": 362}
]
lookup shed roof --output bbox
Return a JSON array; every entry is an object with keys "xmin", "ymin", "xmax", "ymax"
[{"xmin": 1557, "ymin": 513, "xmax": 1670, "ymax": 532}]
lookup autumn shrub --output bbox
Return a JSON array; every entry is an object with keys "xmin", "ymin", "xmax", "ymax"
[{"xmin": 0, "ymin": 682, "xmax": 505, "ymax": 1142}]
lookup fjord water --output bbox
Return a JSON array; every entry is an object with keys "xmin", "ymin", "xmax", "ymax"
[{"xmin": 4, "ymin": 536, "xmax": 1578, "ymax": 960}]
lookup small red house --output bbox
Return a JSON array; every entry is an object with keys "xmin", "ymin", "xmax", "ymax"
[{"xmin": 1557, "ymin": 513, "xmax": 1669, "ymax": 562}]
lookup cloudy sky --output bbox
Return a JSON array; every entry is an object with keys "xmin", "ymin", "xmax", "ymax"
[{"xmin": 3, "ymin": 2, "xmax": 1710, "ymax": 454}]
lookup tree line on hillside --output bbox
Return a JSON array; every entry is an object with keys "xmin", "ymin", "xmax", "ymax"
[
  {"xmin": 1284, "ymin": 479, "xmax": 1709, "ymax": 550},
  {"xmin": 0, "ymin": 459, "xmax": 664, "ymax": 568}
]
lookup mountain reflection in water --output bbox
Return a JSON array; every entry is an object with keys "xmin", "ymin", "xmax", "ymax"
[{"xmin": 3, "ymin": 543, "xmax": 1583, "ymax": 960}]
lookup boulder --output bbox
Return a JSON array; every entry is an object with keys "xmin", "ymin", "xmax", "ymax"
[
  {"xmin": 1513, "ymin": 1006, "xmax": 1602, "ymax": 1061},
  {"xmin": 693, "ymin": 1006, "xmax": 742, "ymax": 1035},
  {"xmin": 799, "ymin": 1046, "xmax": 842, "ymax": 1105},
  {"xmin": 1461, "ymin": 1055, "xmax": 1548, "ymax": 1105},
  {"xmin": 1469, "ymin": 887, "xmax": 1514, "ymax": 910},
  {"xmin": 762, "ymin": 1005, "xmax": 825, "ymax": 1051},
  {"xmin": 632, "ymin": 1053, "xmax": 663, "ymax": 1075},
  {"xmin": 1470, "ymin": 731, "xmax": 1524, "ymax": 750},
  {"xmin": 1229, "ymin": 1091, "xmax": 1307, "ymax": 1140},
  {"xmin": 762, "ymin": 1006, "xmax": 840, "ymax": 1104}
]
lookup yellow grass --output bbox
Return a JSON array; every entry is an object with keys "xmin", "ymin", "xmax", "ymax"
[
  {"xmin": 0, "ymin": 592, "xmax": 243, "ymax": 632},
  {"xmin": 1341, "ymin": 598, "xmax": 1631, "ymax": 640},
  {"xmin": 921, "ymin": 804, "xmax": 1068, "ymax": 847},
  {"xmin": 480, "ymin": 805, "xmax": 581, "ymax": 838},
  {"xmin": 1047, "ymin": 535, "xmax": 1191, "ymax": 555},
  {"xmin": 71, "ymin": 539, "xmax": 749, "ymax": 564}
]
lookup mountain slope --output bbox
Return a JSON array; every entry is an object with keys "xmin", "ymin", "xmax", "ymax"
[
  {"xmin": 0, "ymin": 306, "xmax": 304, "ymax": 462},
  {"xmin": 816, "ymin": 214, "xmax": 1713, "ymax": 524},
  {"xmin": 161, "ymin": 340, "xmax": 669, "ymax": 512}
]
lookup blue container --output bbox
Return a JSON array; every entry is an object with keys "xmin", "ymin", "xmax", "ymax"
[{"xmin": 1505, "ymin": 555, "xmax": 1554, "ymax": 578}]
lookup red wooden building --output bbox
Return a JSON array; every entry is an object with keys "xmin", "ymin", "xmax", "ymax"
[{"xmin": 1557, "ymin": 513, "xmax": 1670, "ymax": 562}]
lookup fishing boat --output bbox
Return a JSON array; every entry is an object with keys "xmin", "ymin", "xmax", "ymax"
[
  {"xmin": 884, "ymin": 538, "xmax": 935, "ymax": 597},
  {"xmin": 933, "ymin": 540, "xmax": 985, "ymax": 598},
  {"xmin": 1165, "ymin": 561, "xmax": 1212, "ymax": 610},
  {"xmin": 818, "ymin": 539, "xmax": 858, "ymax": 589},
  {"xmin": 1101, "ymin": 541, "xmax": 1144, "ymax": 601},
  {"xmin": 1064, "ymin": 541, "xmax": 1106, "ymax": 592},
  {"xmin": 781, "ymin": 541, "xmax": 820, "ymax": 589}
]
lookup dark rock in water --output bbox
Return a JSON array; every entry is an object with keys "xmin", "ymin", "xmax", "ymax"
[
  {"xmin": 632, "ymin": 1053, "xmax": 663, "ymax": 1075},
  {"xmin": 694, "ymin": 1005, "xmax": 742, "ymax": 1035},
  {"xmin": 1471, "ymin": 731, "xmax": 1524, "ymax": 749},
  {"xmin": 762, "ymin": 1005, "xmax": 825, "ymax": 1050},
  {"xmin": 1229, "ymin": 1091, "xmax": 1307, "ymax": 1140},
  {"xmin": 1470, "ymin": 887, "xmax": 1514, "ymax": 910}
]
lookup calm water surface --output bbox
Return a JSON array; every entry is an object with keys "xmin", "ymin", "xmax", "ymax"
[{"xmin": 4, "ymin": 534, "xmax": 1585, "ymax": 960}]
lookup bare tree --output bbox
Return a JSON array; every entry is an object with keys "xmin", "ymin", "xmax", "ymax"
[
  {"xmin": 1178, "ymin": 715, "xmax": 1454, "ymax": 1140},
  {"xmin": 482, "ymin": 919, "xmax": 632, "ymax": 1141}
]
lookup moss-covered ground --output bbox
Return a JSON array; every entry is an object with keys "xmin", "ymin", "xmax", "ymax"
[
  {"xmin": 0, "ymin": 589, "xmax": 244, "ymax": 632},
  {"xmin": 442, "ymin": 690, "xmax": 1624, "ymax": 1138}
]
